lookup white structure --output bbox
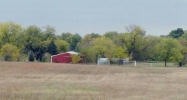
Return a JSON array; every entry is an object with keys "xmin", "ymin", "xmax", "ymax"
[{"xmin": 97, "ymin": 58, "xmax": 110, "ymax": 65}]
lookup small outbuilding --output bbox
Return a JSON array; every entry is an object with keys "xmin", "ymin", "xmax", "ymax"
[{"xmin": 51, "ymin": 51, "xmax": 78, "ymax": 63}]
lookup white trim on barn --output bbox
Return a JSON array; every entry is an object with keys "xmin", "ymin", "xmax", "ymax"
[{"xmin": 66, "ymin": 51, "xmax": 79, "ymax": 55}]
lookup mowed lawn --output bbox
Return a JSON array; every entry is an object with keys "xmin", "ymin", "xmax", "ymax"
[{"xmin": 0, "ymin": 62, "xmax": 187, "ymax": 100}]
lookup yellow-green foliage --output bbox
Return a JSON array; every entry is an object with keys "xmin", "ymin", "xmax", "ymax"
[
  {"xmin": 156, "ymin": 38, "xmax": 183, "ymax": 62},
  {"xmin": 0, "ymin": 22, "xmax": 23, "ymax": 47},
  {"xmin": 114, "ymin": 47, "xmax": 128, "ymax": 59},
  {"xmin": 89, "ymin": 36, "xmax": 116, "ymax": 61},
  {"xmin": 54, "ymin": 39, "xmax": 69, "ymax": 53},
  {"xmin": 0, "ymin": 44, "xmax": 20, "ymax": 61},
  {"xmin": 70, "ymin": 54, "xmax": 82, "ymax": 64},
  {"xmin": 79, "ymin": 36, "xmax": 130, "ymax": 63}
]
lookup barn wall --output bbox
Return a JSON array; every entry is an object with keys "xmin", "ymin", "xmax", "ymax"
[{"xmin": 52, "ymin": 53, "xmax": 72, "ymax": 63}]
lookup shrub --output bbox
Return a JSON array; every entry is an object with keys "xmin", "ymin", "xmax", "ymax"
[
  {"xmin": 0, "ymin": 44, "xmax": 20, "ymax": 61},
  {"xmin": 70, "ymin": 54, "xmax": 82, "ymax": 64},
  {"xmin": 28, "ymin": 51, "xmax": 35, "ymax": 62},
  {"xmin": 4, "ymin": 54, "xmax": 11, "ymax": 61},
  {"xmin": 42, "ymin": 53, "xmax": 51, "ymax": 62}
]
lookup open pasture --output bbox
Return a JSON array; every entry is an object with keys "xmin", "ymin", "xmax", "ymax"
[{"xmin": 0, "ymin": 62, "xmax": 187, "ymax": 100}]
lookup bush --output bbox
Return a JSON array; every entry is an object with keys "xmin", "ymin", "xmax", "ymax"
[
  {"xmin": 42, "ymin": 53, "xmax": 51, "ymax": 62},
  {"xmin": 0, "ymin": 44, "xmax": 20, "ymax": 61},
  {"xmin": 4, "ymin": 54, "xmax": 11, "ymax": 61},
  {"xmin": 70, "ymin": 54, "xmax": 82, "ymax": 64},
  {"xmin": 28, "ymin": 51, "xmax": 35, "ymax": 62}
]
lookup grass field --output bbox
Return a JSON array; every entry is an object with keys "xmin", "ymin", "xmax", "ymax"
[{"xmin": 0, "ymin": 62, "xmax": 187, "ymax": 100}]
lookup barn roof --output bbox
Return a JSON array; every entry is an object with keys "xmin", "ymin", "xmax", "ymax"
[
  {"xmin": 66, "ymin": 51, "xmax": 79, "ymax": 55},
  {"xmin": 51, "ymin": 51, "xmax": 79, "ymax": 57}
]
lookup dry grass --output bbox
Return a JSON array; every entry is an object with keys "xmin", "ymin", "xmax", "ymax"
[{"xmin": 0, "ymin": 62, "xmax": 187, "ymax": 100}]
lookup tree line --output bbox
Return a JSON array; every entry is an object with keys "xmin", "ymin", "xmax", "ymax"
[{"xmin": 0, "ymin": 22, "xmax": 186, "ymax": 66}]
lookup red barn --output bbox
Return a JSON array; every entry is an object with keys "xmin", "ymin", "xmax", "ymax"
[{"xmin": 51, "ymin": 51, "xmax": 78, "ymax": 63}]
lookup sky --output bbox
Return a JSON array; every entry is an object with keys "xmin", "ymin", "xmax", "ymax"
[{"xmin": 0, "ymin": 0, "xmax": 187, "ymax": 37}]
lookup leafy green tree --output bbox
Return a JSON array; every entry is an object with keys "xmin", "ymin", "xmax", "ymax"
[
  {"xmin": 81, "ymin": 36, "xmax": 117, "ymax": 63},
  {"xmin": 48, "ymin": 40, "xmax": 58, "ymax": 55},
  {"xmin": 60, "ymin": 32, "xmax": 73, "ymax": 43},
  {"xmin": 0, "ymin": 44, "xmax": 20, "ymax": 61},
  {"xmin": 180, "ymin": 30, "xmax": 187, "ymax": 39},
  {"xmin": 24, "ymin": 25, "xmax": 48, "ymax": 61},
  {"xmin": 54, "ymin": 39, "xmax": 69, "ymax": 53},
  {"xmin": 77, "ymin": 33, "xmax": 101, "ymax": 51},
  {"xmin": 0, "ymin": 22, "xmax": 23, "ymax": 48},
  {"xmin": 104, "ymin": 31, "xmax": 119, "ymax": 45},
  {"xmin": 43, "ymin": 25, "xmax": 56, "ymax": 40},
  {"xmin": 156, "ymin": 38, "xmax": 183, "ymax": 67},
  {"xmin": 178, "ymin": 31, "xmax": 187, "ymax": 66},
  {"xmin": 59, "ymin": 33, "xmax": 82, "ymax": 51},
  {"xmin": 118, "ymin": 25, "xmax": 158, "ymax": 61},
  {"xmin": 178, "ymin": 38, "xmax": 187, "ymax": 66},
  {"xmin": 135, "ymin": 36, "xmax": 159, "ymax": 61},
  {"xmin": 71, "ymin": 33, "xmax": 82, "ymax": 51},
  {"xmin": 80, "ymin": 34, "xmax": 92, "ymax": 45},
  {"xmin": 119, "ymin": 25, "xmax": 147, "ymax": 60},
  {"xmin": 113, "ymin": 47, "xmax": 128, "ymax": 59},
  {"xmin": 104, "ymin": 31, "xmax": 118, "ymax": 39},
  {"xmin": 90, "ymin": 33, "xmax": 101, "ymax": 38},
  {"xmin": 168, "ymin": 28, "xmax": 184, "ymax": 38}
]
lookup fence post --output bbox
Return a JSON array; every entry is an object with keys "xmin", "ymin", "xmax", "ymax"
[
  {"xmin": 135, "ymin": 61, "xmax": 136, "ymax": 66},
  {"xmin": 51, "ymin": 56, "xmax": 52, "ymax": 63}
]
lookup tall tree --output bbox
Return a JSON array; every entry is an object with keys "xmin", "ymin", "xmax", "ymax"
[
  {"xmin": 0, "ymin": 22, "xmax": 23, "ymax": 47},
  {"xmin": 156, "ymin": 38, "xmax": 183, "ymax": 67},
  {"xmin": 24, "ymin": 25, "xmax": 48, "ymax": 61},
  {"xmin": 119, "ymin": 25, "xmax": 147, "ymax": 60}
]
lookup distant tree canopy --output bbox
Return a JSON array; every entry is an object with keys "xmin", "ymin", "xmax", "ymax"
[
  {"xmin": 59, "ymin": 33, "xmax": 82, "ymax": 51},
  {"xmin": 0, "ymin": 22, "xmax": 187, "ymax": 66},
  {"xmin": 168, "ymin": 28, "xmax": 184, "ymax": 38}
]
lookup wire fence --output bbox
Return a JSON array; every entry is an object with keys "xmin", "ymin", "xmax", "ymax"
[{"xmin": 137, "ymin": 62, "xmax": 187, "ymax": 67}]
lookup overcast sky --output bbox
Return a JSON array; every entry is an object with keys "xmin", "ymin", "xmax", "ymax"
[{"xmin": 0, "ymin": 0, "xmax": 187, "ymax": 37}]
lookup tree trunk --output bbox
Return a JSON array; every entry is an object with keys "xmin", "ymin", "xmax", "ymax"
[
  {"xmin": 179, "ymin": 62, "xmax": 182, "ymax": 67},
  {"xmin": 130, "ymin": 51, "xmax": 133, "ymax": 60},
  {"xmin": 164, "ymin": 60, "xmax": 167, "ymax": 67}
]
